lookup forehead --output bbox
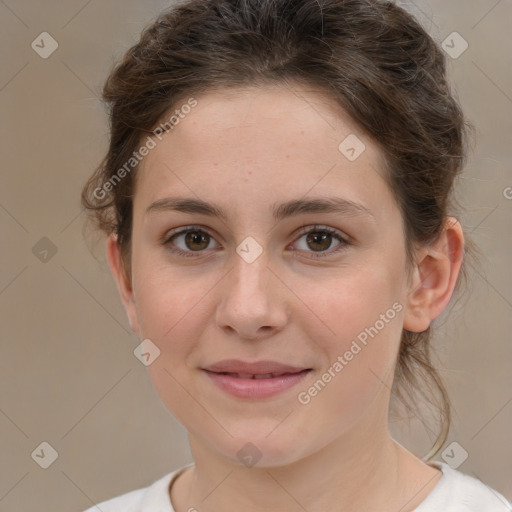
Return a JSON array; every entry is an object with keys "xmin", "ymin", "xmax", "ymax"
[
  {"xmin": 133, "ymin": 84, "xmax": 394, "ymax": 221},
  {"xmin": 154, "ymin": 85, "xmax": 370, "ymax": 158}
]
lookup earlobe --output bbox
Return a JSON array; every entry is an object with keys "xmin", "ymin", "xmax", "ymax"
[
  {"xmin": 403, "ymin": 218, "xmax": 465, "ymax": 333},
  {"xmin": 106, "ymin": 234, "xmax": 140, "ymax": 334}
]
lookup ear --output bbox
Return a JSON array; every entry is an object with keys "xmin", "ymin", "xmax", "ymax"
[
  {"xmin": 403, "ymin": 217, "xmax": 465, "ymax": 333},
  {"xmin": 106, "ymin": 233, "xmax": 140, "ymax": 334}
]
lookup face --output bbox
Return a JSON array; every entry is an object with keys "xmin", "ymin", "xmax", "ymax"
[{"xmin": 110, "ymin": 84, "xmax": 416, "ymax": 467}]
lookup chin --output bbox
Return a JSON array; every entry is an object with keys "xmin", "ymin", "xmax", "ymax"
[{"xmin": 213, "ymin": 430, "xmax": 307, "ymax": 469}]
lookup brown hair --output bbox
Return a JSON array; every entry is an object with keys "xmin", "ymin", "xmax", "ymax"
[{"xmin": 81, "ymin": 0, "xmax": 476, "ymax": 458}]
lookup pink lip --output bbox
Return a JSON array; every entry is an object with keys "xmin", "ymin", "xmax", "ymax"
[
  {"xmin": 203, "ymin": 359, "xmax": 308, "ymax": 375},
  {"xmin": 202, "ymin": 368, "xmax": 312, "ymax": 399}
]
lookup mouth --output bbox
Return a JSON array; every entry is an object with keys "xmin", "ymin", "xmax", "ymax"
[
  {"xmin": 207, "ymin": 370, "xmax": 307, "ymax": 379},
  {"xmin": 202, "ymin": 368, "xmax": 312, "ymax": 399}
]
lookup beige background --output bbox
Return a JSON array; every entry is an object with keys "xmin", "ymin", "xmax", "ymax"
[{"xmin": 0, "ymin": 1, "xmax": 511, "ymax": 511}]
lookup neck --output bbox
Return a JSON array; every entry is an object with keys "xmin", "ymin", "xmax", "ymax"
[{"xmin": 170, "ymin": 407, "xmax": 438, "ymax": 512}]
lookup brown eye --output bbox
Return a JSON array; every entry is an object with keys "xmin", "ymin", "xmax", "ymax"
[
  {"xmin": 163, "ymin": 224, "xmax": 350, "ymax": 260},
  {"xmin": 292, "ymin": 225, "xmax": 350, "ymax": 258},
  {"xmin": 183, "ymin": 231, "xmax": 210, "ymax": 251},
  {"xmin": 306, "ymin": 232, "xmax": 335, "ymax": 252},
  {"xmin": 164, "ymin": 226, "xmax": 220, "ymax": 257}
]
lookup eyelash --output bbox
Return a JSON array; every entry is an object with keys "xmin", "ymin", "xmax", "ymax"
[{"xmin": 162, "ymin": 224, "xmax": 351, "ymax": 259}]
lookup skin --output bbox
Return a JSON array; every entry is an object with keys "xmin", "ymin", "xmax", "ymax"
[{"xmin": 106, "ymin": 83, "xmax": 465, "ymax": 512}]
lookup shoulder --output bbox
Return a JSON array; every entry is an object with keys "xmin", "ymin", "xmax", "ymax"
[
  {"xmin": 82, "ymin": 465, "xmax": 192, "ymax": 512},
  {"xmin": 82, "ymin": 485, "xmax": 146, "ymax": 512},
  {"xmin": 414, "ymin": 461, "xmax": 512, "ymax": 512}
]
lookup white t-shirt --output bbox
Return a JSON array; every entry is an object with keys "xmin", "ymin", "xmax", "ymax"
[{"xmin": 83, "ymin": 461, "xmax": 512, "ymax": 512}]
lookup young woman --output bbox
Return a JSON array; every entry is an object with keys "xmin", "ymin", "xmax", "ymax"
[{"xmin": 81, "ymin": 0, "xmax": 511, "ymax": 510}]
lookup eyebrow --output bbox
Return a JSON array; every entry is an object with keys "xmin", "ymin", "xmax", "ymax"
[{"xmin": 145, "ymin": 196, "xmax": 375, "ymax": 222}]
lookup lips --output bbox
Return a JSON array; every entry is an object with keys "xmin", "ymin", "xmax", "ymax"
[
  {"xmin": 218, "ymin": 372, "xmax": 291, "ymax": 379},
  {"xmin": 201, "ymin": 359, "xmax": 312, "ymax": 399},
  {"xmin": 203, "ymin": 359, "xmax": 309, "ymax": 376},
  {"xmin": 204, "ymin": 369, "xmax": 311, "ymax": 399}
]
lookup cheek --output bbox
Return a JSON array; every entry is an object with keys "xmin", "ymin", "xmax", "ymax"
[
  {"xmin": 297, "ymin": 261, "xmax": 405, "ymax": 408},
  {"xmin": 132, "ymin": 268, "xmax": 209, "ymax": 424},
  {"xmin": 301, "ymin": 259, "xmax": 404, "ymax": 349},
  {"xmin": 132, "ymin": 250, "xmax": 208, "ymax": 337},
  {"xmin": 296, "ymin": 305, "xmax": 403, "ymax": 441}
]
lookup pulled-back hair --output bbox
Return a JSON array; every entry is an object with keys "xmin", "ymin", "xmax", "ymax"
[{"xmin": 81, "ymin": 0, "xmax": 476, "ymax": 458}]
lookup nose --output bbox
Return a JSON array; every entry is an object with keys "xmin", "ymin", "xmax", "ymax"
[{"xmin": 215, "ymin": 250, "xmax": 289, "ymax": 341}]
